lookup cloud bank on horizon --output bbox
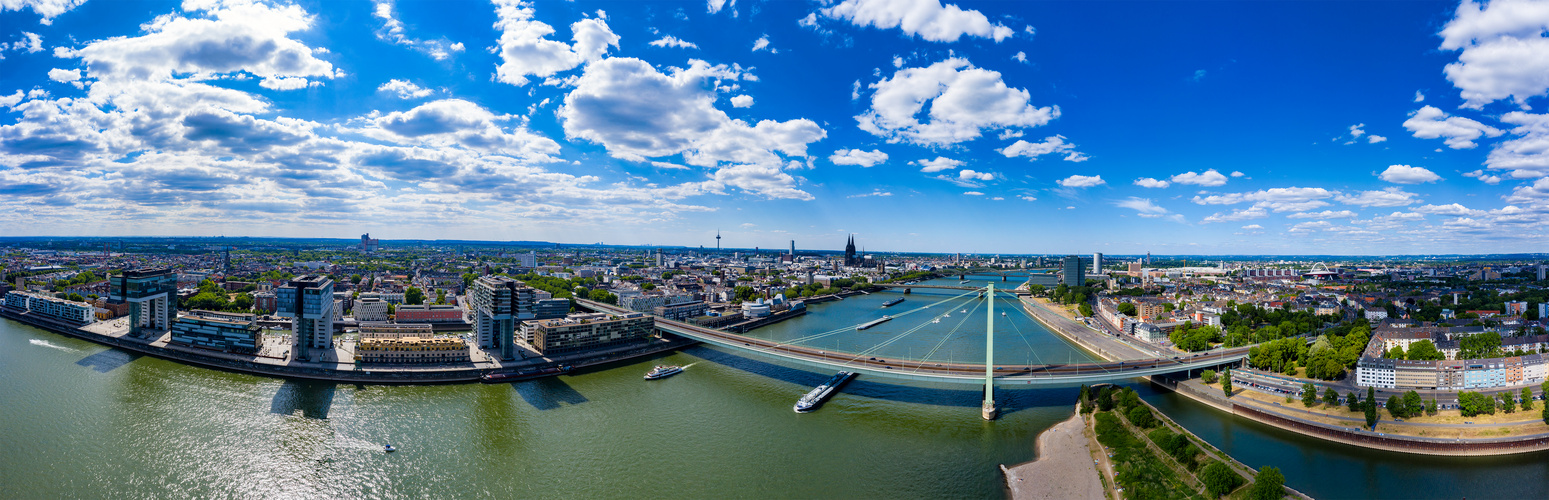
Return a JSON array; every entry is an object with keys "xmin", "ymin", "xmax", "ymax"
[{"xmin": 0, "ymin": 0, "xmax": 1545, "ymax": 254}]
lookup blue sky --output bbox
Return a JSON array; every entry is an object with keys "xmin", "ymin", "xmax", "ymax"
[{"xmin": 1, "ymin": 0, "xmax": 1547, "ymax": 255}]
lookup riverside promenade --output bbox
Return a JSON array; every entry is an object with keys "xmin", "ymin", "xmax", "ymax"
[{"xmin": 1, "ymin": 307, "xmax": 697, "ymax": 384}]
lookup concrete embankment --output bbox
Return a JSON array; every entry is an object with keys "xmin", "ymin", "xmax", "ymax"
[
  {"xmin": 2, "ymin": 308, "xmax": 697, "ymax": 385},
  {"xmin": 1002, "ymin": 405, "xmax": 1104, "ymax": 500}
]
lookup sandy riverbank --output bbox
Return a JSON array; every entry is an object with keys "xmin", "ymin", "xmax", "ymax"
[{"xmin": 1002, "ymin": 407, "xmax": 1104, "ymax": 500}]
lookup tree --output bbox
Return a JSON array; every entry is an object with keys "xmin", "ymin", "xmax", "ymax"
[
  {"xmin": 1200, "ymin": 460, "xmax": 1244, "ymax": 497},
  {"xmin": 1406, "ymin": 340, "xmax": 1444, "ymax": 361},
  {"xmin": 1458, "ymin": 332, "xmax": 1503, "ymax": 359},
  {"xmin": 1117, "ymin": 302, "xmax": 1137, "ymax": 317},
  {"xmin": 1385, "ymin": 345, "xmax": 1406, "ymax": 360},
  {"xmin": 1126, "ymin": 405, "xmax": 1157, "ymax": 428},
  {"xmin": 1201, "ymin": 369, "xmax": 1218, "ymax": 384},
  {"xmin": 1365, "ymin": 387, "xmax": 1378, "ymax": 429},
  {"xmin": 1523, "ymin": 387, "xmax": 1535, "ymax": 411},
  {"xmin": 1078, "ymin": 303, "xmax": 1093, "ymax": 317},
  {"xmin": 1248, "ymin": 466, "xmax": 1285, "ymax": 500},
  {"xmin": 1324, "ymin": 387, "xmax": 1340, "ymax": 407},
  {"xmin": 1222, "ymin": 368, "xmax": 1232, "ymax": 397},
  {"xmin": 1347, "ymin": 391, "xmax": 1360, "ymax": 412},
  {"xmin": 588, "ymin": 289, "xmax": 618, "ymax": 305},
  {"xmin": 405, "ymin": 287, "xmax": 425, "ymax": 305},
  {"xmin": 1386, "ymin": 395, "xmax": 1403, "ymax": 418},
  {"xmin": 435, "ymin": 289, "xmax": 447, "ymax": 305},
  {"xmin": 1425, "ymin": 398, "xmax": 1438, "ymax": 416},
  {"xmin": 1097, "ymin": 386, "xmax": 1115, "ymax": 411},
  {"xmin": 1502, "ymin": 392, "xmax": 1517, "ymax": 414},
  {"xmin": 1302, "ymin": 382, "xmax": 1318, "ymax": 407}
]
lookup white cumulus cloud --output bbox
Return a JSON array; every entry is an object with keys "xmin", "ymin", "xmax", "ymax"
[
  {"xmin": 830, "ymin": 148, "xmax": 888, "ymax": 167},
  {"xmin": 1057, "ymin": 174, "xmax": 1104, "ymax": 188},
  {"xmin": 999, "ymin": 135, "xmax": 1086, "ymax": 162},
  {"xmin": 376, "ymin": 79, "xmax": 434, "ymax": 99},
  {"xmin": 1170, "ymin": 169, "xmax": 1229, "ymax": 187},
  {"xmin": 820, "ymin": 0, "xmax": 1014, "ymax": 43},
  {"xmin": 559, "ymin": 58, "xmax": 824, "ymax": 200},
  {"xmin": 1, "ymin": 0, "xmax": 86, "ymax": 24},
  {"xmin": 730, "ymin": 95, "xmax": 753, "ymax": 108},
  {"xmin": 1402, "ymin": 105, "xmax": 1502, "ymax": 149},
  {"xmin": 858, "ymin": 58, "xmax": 1057, "ymax": 146},
  {"xmin": 1378, "ymin": 164, "xmax": 1442, "ymax": 184},
  {"xmin": 1438, "ymin": 0, "xmax": 1549, "ymax": 109},
  {"xmin": 492, "ymin": 0, "xmax": 619, "ymax": 86},
  {"xmin": 1133, "ymin": 177, "xmax": 1170, "ymax": 188},
  {"xmin": 912, "ymin": 156, "xmax": 962, "ymax": 173},
  {"xmin": 1335, "ymin": 187, "xmax": 1420, "ymax": 207}
]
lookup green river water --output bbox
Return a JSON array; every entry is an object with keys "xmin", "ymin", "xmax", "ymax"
[{"xmin": 1, "ymin": 276, "xmax": 1543, "ymax": 499}]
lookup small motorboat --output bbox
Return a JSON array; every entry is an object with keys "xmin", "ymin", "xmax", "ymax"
[{"xmin": 384, "ymin": 444, "xmax": 396, "ymax": 453}]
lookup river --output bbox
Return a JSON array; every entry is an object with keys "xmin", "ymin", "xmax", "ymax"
[{"xmin": 1, "ymin": 275, "xmax": 1542, "ymax": 498}]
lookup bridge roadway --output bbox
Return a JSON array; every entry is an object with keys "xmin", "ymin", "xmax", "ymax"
[
  {"xmin": 576, "ymin": 299, "xmax": 1247, "ymax": 386},
  {"xmin": 872, "ymin": 284, "xmax": 986, "ymax": 291}
]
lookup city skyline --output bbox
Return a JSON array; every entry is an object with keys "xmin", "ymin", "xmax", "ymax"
[{"xmin": 2, "ymin": 0, "xmax": 1547, "ymax": 255}]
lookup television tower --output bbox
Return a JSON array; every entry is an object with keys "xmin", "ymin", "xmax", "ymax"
[{"xmin": 716, "ymin": 229, "xmax": 721, "ymax": 251}]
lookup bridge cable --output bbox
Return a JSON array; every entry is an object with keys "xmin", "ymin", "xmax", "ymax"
[
  {"xmin": 836, "ymin": 292, "xmax": 986, "ymax": 368},
  {"xmin": 908, "ymin": 293, "xmax": 988, "ymax": 372},
  {"xmin": 776, "ymin": 288, "xmax": 980, "ymax": 346}
]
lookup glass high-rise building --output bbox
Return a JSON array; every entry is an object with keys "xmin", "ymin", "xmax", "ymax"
[
  {"xmin": 1062, "ymin": 255, "xmax": 1085, "ymax": 286},
  {"xmin": 109, "ymin": 267, "xmax": 177, "ymax": 336},
  {"xmin": 276, "ymin": 275, "xmax": 335, "ymax": 361},
  {"xmin": 470, "ymin": 275, "xmax": 536, "ymax": 360}
]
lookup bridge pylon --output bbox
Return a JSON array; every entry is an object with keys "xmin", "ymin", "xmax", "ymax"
[{"xmin": 982, "ymin": 283, "xmax": 997, "ymax": 420}]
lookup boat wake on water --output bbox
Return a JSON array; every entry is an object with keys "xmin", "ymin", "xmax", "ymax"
[{"xmin": 29, "ymin": 339, "xmax": 79, "ymax": 352}]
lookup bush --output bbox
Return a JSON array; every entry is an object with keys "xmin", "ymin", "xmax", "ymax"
[
  {"xmin": 1248, "ymin": 466, "xmax": 1285, "ymax": 500},
  {"xmin": 1147, "ymin": 427, "xmax": 1175, "ymax": 446},
  {"xmin": 1202, "ymin": 370, "xmax": 1218, "ymax": 384},
  {"xmin": 1200, "ymin": 460, "xmax": 1244, "ymax": 497},
  {"xmin": 1127, "ymin": 405, "xmax": 1157, "ymax": 429}
]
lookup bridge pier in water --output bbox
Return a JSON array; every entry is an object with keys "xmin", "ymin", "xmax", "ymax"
[{"xmin": 982, "ymin": 283, "xmax": 998, "ymax": 420}]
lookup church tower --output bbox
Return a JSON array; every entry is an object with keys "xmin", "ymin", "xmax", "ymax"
[{"xmin": 843, "ymin": 235, "xmax": 857, "ymax": 266}]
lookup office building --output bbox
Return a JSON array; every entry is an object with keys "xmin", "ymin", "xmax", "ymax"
[
  {"xmin": 535, "ymin": 298, "xmax": 570, "ymax": 319},
  {"xmin": 470, "ymin": 275, "xmax": 536, "ymax": 360},
  {"xmin": 654, "ymin": 300, "xmax": 709, "ymax": 321},
  {"xmin": 1128, "ymin": 260, "xmax": 1142, "ymax": 277},
  {"xmin": 517, "ymin": 251, "xmax": 538, "ymax": 268},
  {"xmin": 276, "ymin": 275, "xmax": 335, "ymax": 360},
  {"xmin": 1092, "ymin": 253, "xmax": 1104, "ymax": 273},
  {"xmin": 354, "ymin": 297, "xmax": 389, "ymax": 321},
  {"xmin": 360, "ymin": 233, "xmax": 379, "ymax": 252},
  {"xmin": 170, "ymin": 310, "xmax": 261, "ymax": 354},
  {"xmin": 1062, "ymin": 255, "xmax": 1085, "ymax": 286},
  {"xmin": 109, "ymin": 267, "xmax": 177, "ymax": 336},
  {"xmin": 525, "ymin": 312, "xmax": 654, "ymax": 355}
]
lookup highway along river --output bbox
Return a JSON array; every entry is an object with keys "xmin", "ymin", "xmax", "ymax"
[{"xmin": 1, "ymin": 276, "xmax": 1543, "ymax": 498}]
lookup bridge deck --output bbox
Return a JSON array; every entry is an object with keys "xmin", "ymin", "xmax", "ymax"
[{"xmin": 576, "ymin": 299, "xmax": 1245, "ymax": 385}]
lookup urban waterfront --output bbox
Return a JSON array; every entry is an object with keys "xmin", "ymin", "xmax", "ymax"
[{"xmin": 0, "ymin": 277, "xmax": 1543, "ymax": 499}]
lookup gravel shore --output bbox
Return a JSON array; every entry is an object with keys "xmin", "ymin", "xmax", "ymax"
[{"xmin": 1002, "ymin": 409, "xmax": 1104, "ymax": 500}]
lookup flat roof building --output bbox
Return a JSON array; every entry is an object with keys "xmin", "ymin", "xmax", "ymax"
[{"xmin": 171, "ymin": 310, "xmax": 260, "ymax": 354}]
